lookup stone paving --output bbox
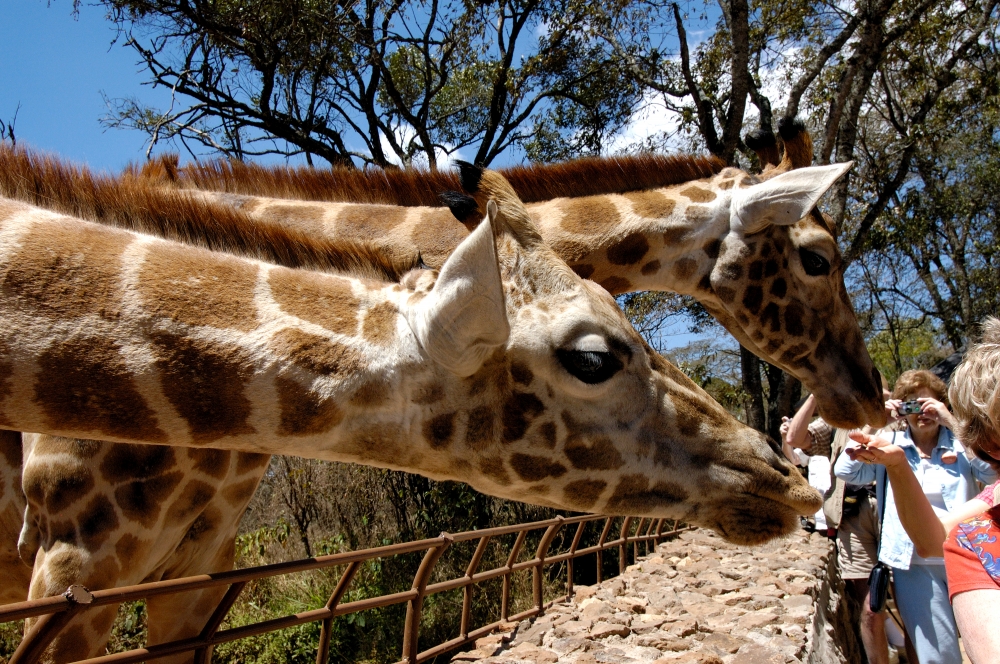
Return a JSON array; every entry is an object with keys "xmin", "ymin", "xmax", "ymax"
[{"xmin": 452, "ymin": 527, "xmax": 854, "ymax": 664}]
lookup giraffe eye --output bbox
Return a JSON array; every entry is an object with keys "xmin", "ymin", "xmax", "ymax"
[
  {"xmin": 556, "ymin": 349, "xmax": 623, "ymax": 384},
  {"xmin": 799, "ymin": 249, "xmax": 830, "ymax": 276}
]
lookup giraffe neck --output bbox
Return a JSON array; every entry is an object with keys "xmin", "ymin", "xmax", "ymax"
[
  {"xmin": 0, "ymin": 203, "xmax": 464, "ymax": 466},
  {"xmin": 189, "ymin": 168, "xmax": 744, "ymax": 299}
]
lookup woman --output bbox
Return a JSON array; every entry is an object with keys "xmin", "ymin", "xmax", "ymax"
[
  {"xmin": 848, "ymin": 318, "xmax": 1000, "ymax": 664},
  {"xmin": 835, "ymin": 369, "xmax": 997, "ymax": 664}
]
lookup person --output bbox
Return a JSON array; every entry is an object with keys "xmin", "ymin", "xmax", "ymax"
[
  {"xmin": 784, "ymin": 393, "xmax": 890, "ymax": 664},
  {"xmin": 835, "ymin": 369, "xmax": 997, "ymax": 664},
  {"xmin": 848, "ymin": 319, "xmax": 1000, "ymax": 664}
]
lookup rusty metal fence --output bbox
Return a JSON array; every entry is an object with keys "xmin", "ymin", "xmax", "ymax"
[{"xmin": 0, "ymin": 515, "xmax": 691, "ymax": 664}]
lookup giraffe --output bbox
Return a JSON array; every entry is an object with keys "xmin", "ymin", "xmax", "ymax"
[{"xmin": 0, "ymin": 169, "xmax": 820, "ymax": 661}]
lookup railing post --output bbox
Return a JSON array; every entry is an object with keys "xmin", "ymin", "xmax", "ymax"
[
  {"xmin": 316, "ymin": 561, "xmax": 362, "ymax": 664},
  {"xmin": 633, "ymin": 518, "xmax": 645, "ymax": 561},
  {"xmin": 619, "ymin": 517, "xmax": 633, "ymax": 574},
  {"xmin": 532, "ymin": 517, "xmax": 564, "ymax": 613},
  {"xmin": 566, "ymin": 521, "xmax": 587, "ymax": 599},
  {"xmin": 402, "ymin": 535, "xmax": 452, "ymax": 664},
  {"xmin": 596, "ymin": 518, "xmax": 614, "ymax": 584},
  {"xmin": 460, "ymin": 536, "xmax": 491, "ymax": 639},
  {"xmin": 10, "ymin": 585, "xmax": 93, "ymax": 664},
  {"xmin": 192, "ymin": 581, "xmax": 248, "ymax": 664},
  {"xmin": 655, "ymin": 518, "xmax": 665, "ymax": 547},
  {"xmin": 501, "ymin": 530, "xmax": 528, "ymax": 622}
]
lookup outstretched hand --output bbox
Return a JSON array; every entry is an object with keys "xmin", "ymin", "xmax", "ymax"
[{"xmin": 845, "ymin": 431, "xmax": 908, "ymax": 468}]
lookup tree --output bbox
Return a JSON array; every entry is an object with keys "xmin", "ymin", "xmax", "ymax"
[{"xmin": 99, "ymin": 0, "xmax": 640, "ymax": 167}]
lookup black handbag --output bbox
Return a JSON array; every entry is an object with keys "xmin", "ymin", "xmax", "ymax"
[{"xmin": 868, "ymin": 442, "xmax": 891, "ymax": 613}]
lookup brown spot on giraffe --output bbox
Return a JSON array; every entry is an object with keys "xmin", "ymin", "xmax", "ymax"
[
  {"xmin": 501, "ymin": 391, "xmax": 545, "ymax": 443},
  {"xmin": 605, "ymin": 474, "xmax": 689, "ymax": 513},
  {"xmin": 623, "ymin": 190, "xmax": 676, "ymax": 218},
  {"xmin": 606, "ymin": 233, "xmax": 650, "ymax": 266},
  {"xmin": 571, "ymin": 263, "xmax": 595, "ymax": 279},
  {"xmin": 165, "ymin": 480, "xmax": 217, "ymax": 522},
  {"xmin": 679, "ymin": 186, "xmax": 716, "ymax": 202},
  {"xmin": 236, "ymin": 453, "xmax": 271, "ymax": 473},
  {"xmin": 563, "ymin": 479, "xmax": 607, "ymax": 510},
  {"xmin": 510, "ymin": 454, "xmax": 566, "ymax": 482},
  {"xmin": 661, "ymin": 227, "xmax": 688, "ymax": 247},
  {"xmin": 559, "ymin": 196, "xmax": 620, "ymax": 235},
  {"xmin": 270, "ymin": 328, "xmax": 364, "ymax": 376},
  {"xmin": 350, "ymin": 380, "xmax": 391, "ymax": 407},
  {"xmin": 276, "ymin": 375, "xmax": 344, "ymax": 436},
  {"xmin": 361, "ymin": 301, "xmax": 397, "ymax": 346},
  {"xmin": 35, "ymin": 336, "xmax": 166, "ymax": 442},
  {"xmin": 564, "ymin": 435, "xmax": 625, "ymax": 471},
  {"xmin": 550, "ymin": 238, "xmax": 593, "ymax": 263},
  {"xmin": 78, "ymin": 494, "xmax": 119, "ymax": 549},
  {"xmin": 465, "ymin": 406, "xmax": 497, "ymax": 451},
  {"xmin": 479, "ymin": 457, "xmax": 511, "ymax": 486},
  {"xmin": 641, "ymin": 260, "xmax": 661, "ymax": 276},
  {"xmin": 140, "ymin": 243, "xmax": 259, "ymax": 332},
  {"xmin": 599, "ymin": 276, "xmax": 631, "ymax": 295},
  {"xmin": 23, "ymin": 462, "xmax": 94, "ymax": 514},
  {"xmin": 510, "ymin": 362, "xmax": 534, "ymax": 386},
  {"xmin": 672, "ymin": 258, "xmax": 697, "ymax": 281},
  {"xmin": 115, "ymin": 470, "xmax": 185, "ymax": 528},
  {"xmin": 718, "ymin": 179, "xmax": 734, "ymax": 190},
  {"xmin": 222, "ymin": 477, "xmax": 260, "ymax": 506},
  {"xmin": 413, "ymin": 382, "xmax": 445, "ymax": 405},
  {"xmin": 2, "ymin": 222, "xmax": 129, "ymax": 320},
  {"xmin": 35, "ymin": 436, "xmax": 102, "ymax": 459},
  {"xmin": 115, "ymin": 533, "xmax": 147, "ymax": 561},
  {"xmin": 269, "ymin": 268, "xmax": 359, "ymax": 336},
  {"xmin": 685, "ymin": 205, "xmax": 712, "ymax": 221},
  {"xmin": 703, "ymin": 239, "xmax": 721, "ymax": 259},
  {"xmin": 531, "ymin": 421, "xmax": 558, "ymax": 449},
  {"xmin": 187, "ymin": 448, "xmax": 231, "ymax": 479},
  {"xmin": 423, "ymin": 412, "xmax": 456, "ymax": 449},
  {"xmin": 345, "ymin": 424, "xmax": 405, "ymax": 466},
  {"xmin": 150, "ymin": 332, "xmax": 256, "ymax": 444}
]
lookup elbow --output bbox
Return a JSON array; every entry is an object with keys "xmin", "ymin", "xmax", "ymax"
[{"xmin": 914, "ymin": 542, "xmax": 943, "ymax": 559}]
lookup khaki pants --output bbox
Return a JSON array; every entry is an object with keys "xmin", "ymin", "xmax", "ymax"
[{"xmin": 837, "ymin": 492, "xmax": 879, "ymax": 580}]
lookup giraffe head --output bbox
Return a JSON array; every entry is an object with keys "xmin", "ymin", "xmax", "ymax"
[
  {"xmin": 406, "ymin": 171, "xmax": 820, "ymax": 544},
  {"xmin": 449, "ymin": 146, "xmax": 884, "ymax": 430}
]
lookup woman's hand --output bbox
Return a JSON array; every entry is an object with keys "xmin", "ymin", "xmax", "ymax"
[
  {"xmin": 885, "ymin": 398, "xmax": 904, "ymax": 423},
  {"xmin": 846, "ymin": 432, "xmax": 908, "ymax": 468},
  {"xmin": 917, "ymin": 397, "xmax": 956, "ymax": 430}
]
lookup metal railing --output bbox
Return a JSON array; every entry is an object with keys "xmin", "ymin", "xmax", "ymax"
[{"xmin": 0, "ymin": 515, "xmax": 691, "ymax": 664}]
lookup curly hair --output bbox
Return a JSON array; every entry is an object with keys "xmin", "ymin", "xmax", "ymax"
[
  {"xmin": 893, "ymin": 369, "xmax": 948, "ymax": 404},
  {"xmin": 949, "ymin": 317, "xmax": 1000, "ymax": 468}
]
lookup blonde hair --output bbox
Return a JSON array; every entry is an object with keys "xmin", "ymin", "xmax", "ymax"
[
  {"xmin": 949, "ymin": 317, "xmax": 1000, "ymax": 464},
  {"xmin": 893, "ymin": 369, "xmax": 948, "ymax": 404}
]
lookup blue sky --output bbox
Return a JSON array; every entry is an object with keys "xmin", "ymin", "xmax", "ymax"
[{"xmin": 0, "ymin": 1, "xmax": 168, "ymax": 171}]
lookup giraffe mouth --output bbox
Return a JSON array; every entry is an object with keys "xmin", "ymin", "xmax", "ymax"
[{"xmin": 708, "ymin": 492, "xmax": 815, "ymax": 545}]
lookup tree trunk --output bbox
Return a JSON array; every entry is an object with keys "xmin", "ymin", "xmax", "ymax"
[{"xmin": 741, "ymin": 346, "xmax": 767, "ymax": 432}]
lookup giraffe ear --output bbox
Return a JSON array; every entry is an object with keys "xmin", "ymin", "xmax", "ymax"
[
  {"xmin": 731, "ymin": 162, "xmax": 852, "ymax": 234},
  {"xmin": 406, "ymin": 200, "xmax": 510, "ymax": 377}
]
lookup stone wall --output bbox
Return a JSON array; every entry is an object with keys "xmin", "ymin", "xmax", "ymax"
[{"xmin": 452, "ymin": 528, "xmax": 860, "ymax": 664}]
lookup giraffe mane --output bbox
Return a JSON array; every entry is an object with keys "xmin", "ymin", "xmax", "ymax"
[
  {"xmin": 136, "ymin": 152, "xmax": 727, "ymax": 205},
  {"xmin": 0, "ymin": 143, "xmax": 419, "ymax": 282}
]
